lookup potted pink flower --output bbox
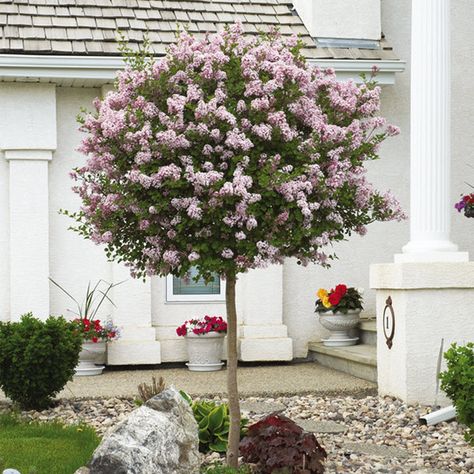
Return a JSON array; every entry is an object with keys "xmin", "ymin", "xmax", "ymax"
[{"xmin": 176, "ymin": 316, "xmax": 227, "ymax": 372}]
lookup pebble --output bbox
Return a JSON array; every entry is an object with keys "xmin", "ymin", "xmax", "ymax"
[{"xmin": 1, "ymin": 395, "xmax": 472, "ymax": 473}]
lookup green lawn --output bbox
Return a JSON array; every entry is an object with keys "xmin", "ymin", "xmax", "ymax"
[{"xmin": 0, "ymin": 413, "xmax": 100, "ymax": 474}]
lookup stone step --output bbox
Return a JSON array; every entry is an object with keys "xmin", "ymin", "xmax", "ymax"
[
  {"xmin": 359, "ymin": 318, "xmax": 377, "ymax": 346},
  {"xmin": 308, "ymin": 342, "xmax": 377, "ymax": 383}
]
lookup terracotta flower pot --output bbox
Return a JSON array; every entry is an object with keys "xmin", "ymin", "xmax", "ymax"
[
  {"xmin": 318, "ymin": 310, "xmax": 361, "ymax": 347},
  {"xmin": 75, "ymin": 341, "xmax": 106, "ymax": 376},
  {"xmin": 185, "ymin": 332, "xmax": 225, "ymax": 371}
]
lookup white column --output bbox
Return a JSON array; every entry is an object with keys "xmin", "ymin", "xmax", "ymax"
[
  {"xmin": 0, "ymin": 83, "xmax": 57, "ymax": 321},
  {"xmin": 398, "ymin": 0, "xmax": 468, "ymax": 262},
  {"xmin": 371, "ymin": 0, "xmax": 474, "ymax": 405},
  {"xmin": 6, "ymin": 150, "xmax": 52, "ymax": 320},
  {"xmin": 107, "ymin": 263, "xmax": 162, "ymax": 365}
]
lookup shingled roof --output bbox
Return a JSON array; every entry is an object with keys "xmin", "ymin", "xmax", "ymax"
[{"xmin": 0, "ymin": 0, "xmax": 398, "ymax": 60}]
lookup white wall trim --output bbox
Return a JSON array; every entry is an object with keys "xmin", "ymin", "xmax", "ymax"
[
  {"xmin": 4, "ymin": 149, "xmax": 53, "ymax": 160},
  {"xmin": 307, "ymin": 59, "xmax": 406, "ymax": 84},
  {"xmin": 0, "ymin": 54, "xmax": 406, "ymax": 85}
]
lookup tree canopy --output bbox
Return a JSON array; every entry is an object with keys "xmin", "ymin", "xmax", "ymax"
[{"xmin": 70, "ymin": 23, "xmax": 404, "ymax": 281}]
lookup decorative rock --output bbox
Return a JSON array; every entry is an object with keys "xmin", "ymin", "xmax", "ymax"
[
  {"xmin": 343, "ymin": 442, "xmax": 409, "ymax": 459},
  {"xmin": 240, "ymin": 400, "xmax": 286, "ymax": 414},
  {"xmin": 295, "ymin": 419, "xmax": 348, "ymax": 434},
  {"xmin": 89, "ymin": 388, "xmax": 200, "ymax": 474},
  {"xmin": 74, "ymin": 468, "xmax": 90, "ymax": 474}
]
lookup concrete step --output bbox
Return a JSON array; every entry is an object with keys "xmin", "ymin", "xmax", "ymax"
[
  {"xmin": 359, "ymin": 318, "xmax": 377, "ymax": 346},
  {"xmin": 308, "ymin": 342, "xmax": 377, "ymax": 383}
]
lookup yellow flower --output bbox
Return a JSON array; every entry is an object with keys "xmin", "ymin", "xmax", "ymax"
[
  {"xmin": 317, "ymin": 288, "xmax": 328, "ymax": 300},
  {"xmin": 322, "ymin": 296, "xmax": 332, "ymax": 308}
]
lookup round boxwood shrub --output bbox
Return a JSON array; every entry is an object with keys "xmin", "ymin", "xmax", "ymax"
[{"xmin": 0, "ymin": 313, "xmax": 83, "ymax": 410}]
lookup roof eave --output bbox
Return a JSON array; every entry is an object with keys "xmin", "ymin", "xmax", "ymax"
[
  {"xmin": 0, "ymin": 54, "xmax": 406, "ymax": 86},
  {"xmin": 308, "ymin": 58, "xmax": 407, "ymax": 85}
]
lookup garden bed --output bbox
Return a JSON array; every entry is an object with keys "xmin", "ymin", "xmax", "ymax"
[{"xmin": 1, "ymin": 394, "xmax": 472, "ymax": 474}]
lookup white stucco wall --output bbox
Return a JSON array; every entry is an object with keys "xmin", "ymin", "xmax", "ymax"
[
  {"xmin": 293, "ymin": 0, "xmax": 381, "ymax": 40},
  {"xmin": 49, "ymin": 87, "xmax": 113, "ymax": 319}
]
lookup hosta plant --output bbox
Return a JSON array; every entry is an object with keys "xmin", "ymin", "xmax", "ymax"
[
  {"xmin": 240, "ymin": 413, "xmax": 327, "ymax": 474},
  {"xmin": 439, "ymin": 342, "xmax": 474, "ymax": 446},
  {"xmin": 67, "ymin": 22, "xmax": 404, "ymax": 466},
  {"xmin": 181, "ymin": 391, "xmax": 248, "ymax": 453}
]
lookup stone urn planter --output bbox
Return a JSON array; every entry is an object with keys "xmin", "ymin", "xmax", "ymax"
[
  {"xmin": 318, "ymin": 310, "xmax": 361, "ymax": 347},
  {"xmin": 75, "ymin": 341, "xmax": 106, "ymax": 376},
  {"xmin": 185, "ymin": 332, "xmax": 225, "ymax": 372}
]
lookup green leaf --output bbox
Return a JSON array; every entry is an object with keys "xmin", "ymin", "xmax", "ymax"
[
  {"xmin": 199, "ymin": 428, "xmax": 211, "ymax": 443},
  {"xmin": 208, "ymin": 405, "xmax": 225, "ymax": 431},
  {"xmin": 209, "ymin": 440, "xmax": 227, "ymax": 453}
]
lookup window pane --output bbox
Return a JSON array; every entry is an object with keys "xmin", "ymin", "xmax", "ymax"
[{"xmin": 172, "ymin": 267, "xmax": 221, "ymax": 295}]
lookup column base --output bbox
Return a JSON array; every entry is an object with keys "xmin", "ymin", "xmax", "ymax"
[
  {"xmin": 156, "ymin": 325, "xmax": 294, "ymax": 362},
  {"xmin": 395, "ymin": 251, "xmax": 469, "ymax": 263},
  {"xmin": 371, "ymin": 261, "xmax": 474, "ymax": 405},
  {"xmin": 107, "ymin": 327, "xmax": 161, "ymax": 365},
  {"xmin": 239, "ymin": 325, "xmax": 293, "ymax": 362},
  {"xmin": 107, "ymin": 340, "xmax": 162, "ymax": 365}
]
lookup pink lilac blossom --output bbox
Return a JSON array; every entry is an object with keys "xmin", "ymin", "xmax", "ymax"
[{"xmin": 70, "ymin": 21, "xmax": 404, "ymax": 280}]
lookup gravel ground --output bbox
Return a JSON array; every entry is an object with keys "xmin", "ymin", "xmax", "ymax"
[{"xmin": 3, "ymin": 394, "xmax": 472, "ymax": 474}]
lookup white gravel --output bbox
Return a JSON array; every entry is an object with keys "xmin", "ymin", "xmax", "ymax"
[{"xmin": 3, "ymin": 394, "xmax": 473, "ymax": 474}]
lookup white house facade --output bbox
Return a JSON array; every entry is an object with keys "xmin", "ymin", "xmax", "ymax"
[{"xmin": 1, "ymin": 0, "xmax": 473, "ymax": 404}]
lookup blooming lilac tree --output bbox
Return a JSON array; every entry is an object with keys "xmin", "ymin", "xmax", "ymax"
[{"xmin": 69, "ymin": 24, "xmax": 404, "ymax": 466}]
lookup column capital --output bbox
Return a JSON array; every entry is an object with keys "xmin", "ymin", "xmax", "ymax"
[{"xmin": 4, "ymin": 149, "xmax": 53, "ymax": 161}]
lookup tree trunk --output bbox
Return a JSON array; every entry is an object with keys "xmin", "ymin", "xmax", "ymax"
[{"xmin": 225, "ymin": 273, "xmax": 240, "ymax": 468}]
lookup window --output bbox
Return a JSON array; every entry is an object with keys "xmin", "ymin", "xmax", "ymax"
[{"xmin": 166, "ymin": 267, "xmax": 226, "ymax": 302}]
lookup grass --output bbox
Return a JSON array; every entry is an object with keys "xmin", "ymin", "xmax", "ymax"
[
  {"xmin": 201, "ymin": 463, "xmax": 253, "ymax": 474},
  {"xmin": 0, "ymin": 413, "xmax": 100, "ymax": 474}
]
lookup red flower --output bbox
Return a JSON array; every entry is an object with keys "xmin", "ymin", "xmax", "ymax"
[
  {"xmin": 334, "ymin": 284, "xmax": 347, "ymax": 296},
  {"xmin": 328, "ymin": 291, "xmax": 342, "ymax": 306},
  {"xmin": 328, "ymin": 284, "xmax": 347, "ymax": 306},
  {"xmin": 92, "ymin": 337, "xmax": 98, "ymax": 343}
]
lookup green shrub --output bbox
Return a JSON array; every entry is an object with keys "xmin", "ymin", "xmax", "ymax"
[
  {"xmin": 439, "ymin": 342, "xmax": 474, "ymax": 446},
  {"xmin": 181, "ymin": 391, "xmax": 248, "ymax": 453},
  {"xmin": 0, "ymin": 314, "xmax": 83, "ymax": 410}
]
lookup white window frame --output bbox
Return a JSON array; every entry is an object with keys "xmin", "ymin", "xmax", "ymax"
[{"xmin": 166, "ymin": 274, "xmax": 226, "ymax": 303}]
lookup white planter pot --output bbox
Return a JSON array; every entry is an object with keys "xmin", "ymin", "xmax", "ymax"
[
  {"xmin": 318, "ymin": 310, "xmax": 361, "ymax": 347},
  {"xmin": 75, "ymin": 341, "xmax": 106, "ymax": 376},
  {"xmin": 185, "ymin": 332, "xmax": 225, "ymax": 372}
]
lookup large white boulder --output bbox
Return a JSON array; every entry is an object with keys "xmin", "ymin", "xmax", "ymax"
[{"xmin": 89, "ymin": 387, "xmax": 200, "ymax": 474}]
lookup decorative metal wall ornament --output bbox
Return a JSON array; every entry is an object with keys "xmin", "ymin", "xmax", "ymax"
[{"xmin": 383, "ymin": 296, "xmax": 395, "ymax": 349}]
